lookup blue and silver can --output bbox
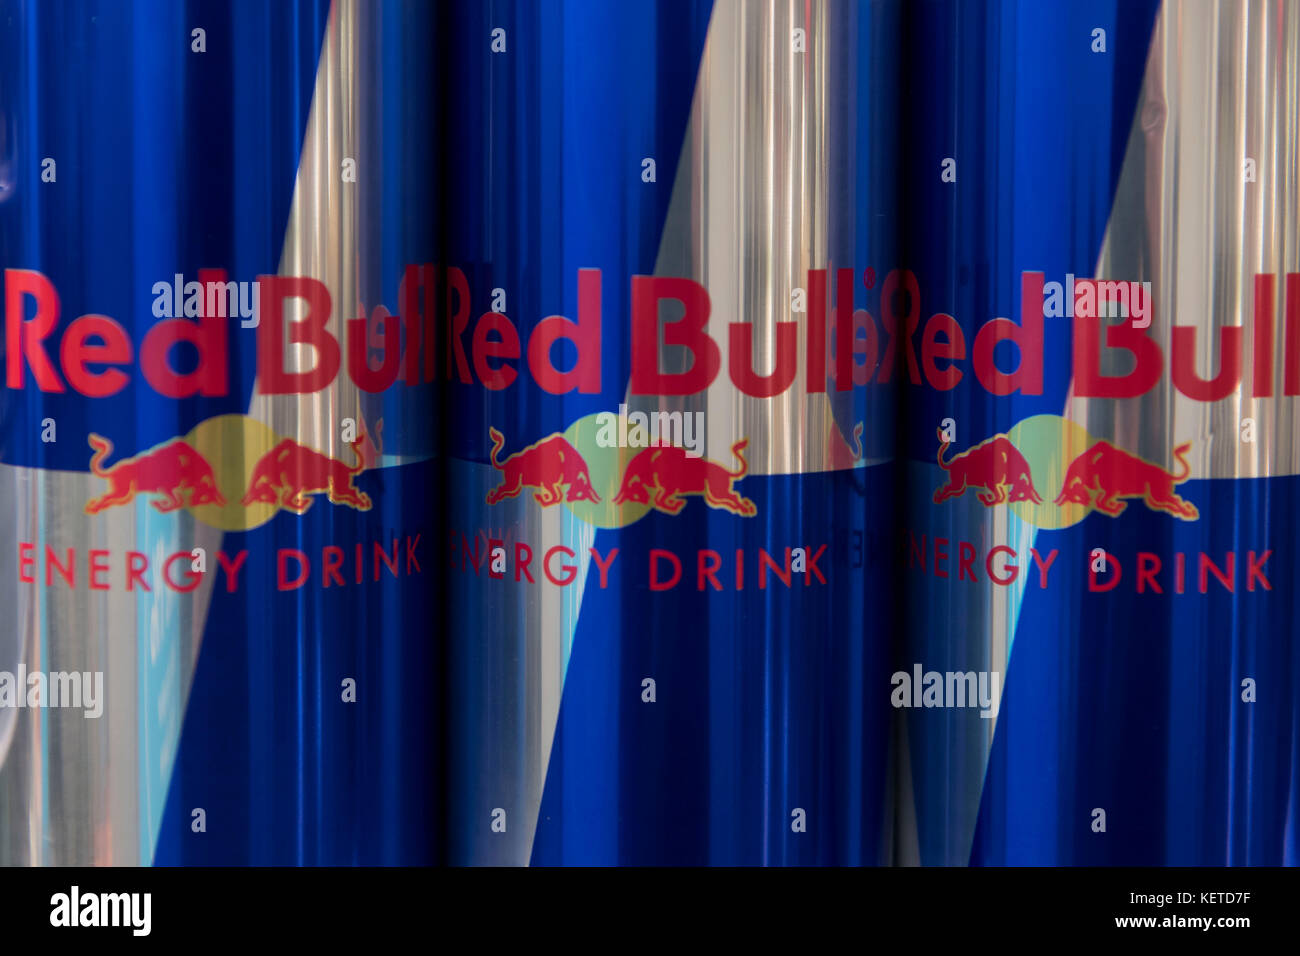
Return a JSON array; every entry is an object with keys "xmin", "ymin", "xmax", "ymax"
[
  {"xmin": 0, "ymin": 0, "xmax": 439, "ymax": 864},
  {"xmin": 441, "ymin": 0, "xmax": 899, "ymax": 865}
]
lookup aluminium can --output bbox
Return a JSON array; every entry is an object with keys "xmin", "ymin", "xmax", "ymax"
[
  {"xmin": 901, "ymin": 0, "xmax": 1299, "ymax": 865},
  {"xmin": 441, "ymin": 0, "xmax": 900, "ymax": 865},
  {"xmin": 0, "ymin": 0, "xmax": 439, "ymax": 864}
]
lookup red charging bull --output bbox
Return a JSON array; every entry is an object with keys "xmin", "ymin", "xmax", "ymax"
[
  {"xmin": 85, "ymin": 435, "xmax": 227, "ymax": 515},
  {"xmin": 485, "ymin": 428, "xmax": 602, "ymax": 508},
  {"xmin": 0, "ymin": 0, "xmax": 439, "ymax": 864}
]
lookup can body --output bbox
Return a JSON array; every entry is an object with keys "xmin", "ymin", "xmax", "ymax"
[
  {"xmin": 902, "ymin": 0, "xmax": 1299, "ymax": 865},
  {"xmin": 442, "ymin": 0, "xmax": 898, "ymax": 865},
  {"xmin": 0, "ymin": 0, "xmax": 438, "ymax": 864}
]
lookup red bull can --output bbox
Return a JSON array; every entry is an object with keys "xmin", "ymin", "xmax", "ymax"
[
  {"xmin": 901, "ymin": 0, "xmax": 1299, "ymax": 864},
  {"xmin": 442, "ymin": 0, "xmax": 898, "ymax": 865},
  {"xmin": 1, "ymin": 0, "xmax": 438, "ymax": 863}
]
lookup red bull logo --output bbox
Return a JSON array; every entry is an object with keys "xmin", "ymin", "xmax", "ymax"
[
  {"xmin": 8, "ymin": 266, "xmax": 1300, "ymax": 410},
  {"xmin": 933, "ymin": 430, "xmax": 1042, "ymax": 507},
  {"xmin": 485, "ymin": 427, "xmax": 601, "ymax": 506},
  {"xmin": 43, "ymin": 415, "xmax": 417, "ymax": 595},
  {"xmin": 613, "ymin": 439, "xmax": 756, "ymax": 517},
  {"xmin": 485, "ymin": 414, "xmax": 759, "ymax": 523},
  {"xmin": 81, "ymin": 414, "xmax": 378, "ymax": 529},
  {"xmin": 932, "ymin": 414, "xmax": 1201, "ymax": 527},
  {"xmin": 85, "ymin": 435, "xmax": 225, "ymax": 514},
  {"xmin": 242, "ymin": 436, "xmax": 372, "ymax": 513},
  {"xmin": 1054, "ymin": 440, "xmax": 1198, "ymax": 520}
]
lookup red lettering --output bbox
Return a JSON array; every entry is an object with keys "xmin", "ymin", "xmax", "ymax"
[
  {"xmin": 544, "ymin": 546, "xmax": 578, "ymax": 586},
  {"xmin": 1247, "ymin": 550, "xmax": 1272, "ymax": 591},
  {"xmin": 804, "ymin": 544, "xmax": 826, "ymax": 585},
  {"xmin": 908, "ymin": 531, "xmax": 926, "ymax": 571},
  {"xmin": 1137, "ymin": 552, "xmax": 1161, "ymax": 593},
  {"xmin": 807, "ymin": 269, "xmax": 828, "ymax": 393},
  {"xmin": 1029, "ymin": 548, "xmax": 1057, "ymax": 589},
  {"xmin": 1088, "ymin": 552, "xmax": 1121, "ymax": 592},
  {"xmin": 833, "ymin": 269, "xmax": 855, "ymax": 391},
  {"xmin": 165, "ymin": 552, "xmax": 203, "ymax": 593},
  {"xmin": 933, "ymin": 537, "xmax": 949, "ymax": 579},
  {"xmin": 1074, "ymin": 282, "xmax": 1163, "ymax": 398},
  {"xmin": 401, "ymin": 264, "xmax": 436, "ymax": 385},
  {"xmin": 527, "ymin": 269, "xmax": 602, "ymax": 393},
  {"xmin": 1253, "ymin": 274, "xmax": 1274, "ymax": 397},
  {"xmin": 322, "ymin": 546, "xmax": 344, "ymax": 587},
  {"xmin": 1285, "ymin": 274, "xmax": 1300, "ymax": 395},
  {"xmin": 277, "ymin": 549, "xmax": 310, "ymax": 591},
  {"xmin": 514, "ymin": 542, "xmax": 533, "ymax": 583},
  {"xmin": 589, "ymin": 547, "xmax": 618, "ymax": 588},
  {"xmin": 630, "ymin": 276, "xmax": 719, "ymax": 395},
  {"xmin": 46, "ymin": 546, "xmax": 75, "ymax": 587},
  {"xmin": 921, "ymin": 313, "xmax": 964, "ymax": 390},
  {"xmin": 446, "ymin": 266, "xmax": 472, "ymax": 383},
  {"xmin": 958, "ymin": 541, "xmax": 977, "ymax": 581},
  {"xmin": 852, "ymin": 309, "xmax": 879, "ymax": 385},
  {"xmin": 258, "ymin": 276, "xmax": 339, "ymax": 394},
  {"xmin": 729, "ymin": 320, "xmax": 798, "ymax": 397},
  {"xmin": 759, "ymin": 548, "xmax": 792, "ymax": 589},
  {"xmin": 375, "ymin": 539, "xmax": 400, "ymax": 581},
  {"xmin": 1197, "ymin": 552, "xmax": 1234, "ymax": 593},
  {"xmin": 89, "ymin": 549, "xmax": 110, "ymax": 590},
  {"xmin": 63, "ymin": 315, "xmax": 131, "ymax": 397},
  {"xmin": 649, "ymin": 548, "xmax": 681, "ymax": 591},
  {"xmin": 126, "ymin": 551, "xmax": 150, "ymax": 592},
  {"xmin": 879, "ymin": 269, "xmax": 921, "ymax": 384},
  {"xmin": 349, "ymin": 305, "xmax": 401, "ymax": 393},
  {"xmin": 986, "ymin": 546, "xmax": 1018, "ymax": 585},
  {"xmin": 698, "ymin": 549, "xmax": 722, "ymax": 591},
  {"xmin": 18, "ymin": 543, "xmax": 35, "ymax": 583},
  {"xmin": 472, "ymin": 313, "xmax": 520, "ymax": 390},
  {"xmin": 972, "ymin": 272, "xmax": 1043, "ymax": 396},
  {"xmin": 139, "ymin": 267, "xmax": 229, "ymax": 398},
  {"xmin": 217, "ymin": 550, "xmax": 248, "ymax": 593},
  {"xmin": 1171, "ymin": 325, "xmax": 1242, "ymax": 401},
  {"xmin": 5, "ymin": 269, "xmax": 64, "ymax": 391}
]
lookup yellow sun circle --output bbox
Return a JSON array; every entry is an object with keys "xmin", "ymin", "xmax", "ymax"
[
  {"xmin": 183, "ymin": 414, "xmax": 282, "ymax": 531},
  {"xmin": 1005, "ymin": 414, "xmax": 1098, "ymax": 530},
  {"xmin": 561, "ymin": 413, "xmax": 653, "ymax": 529}
]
